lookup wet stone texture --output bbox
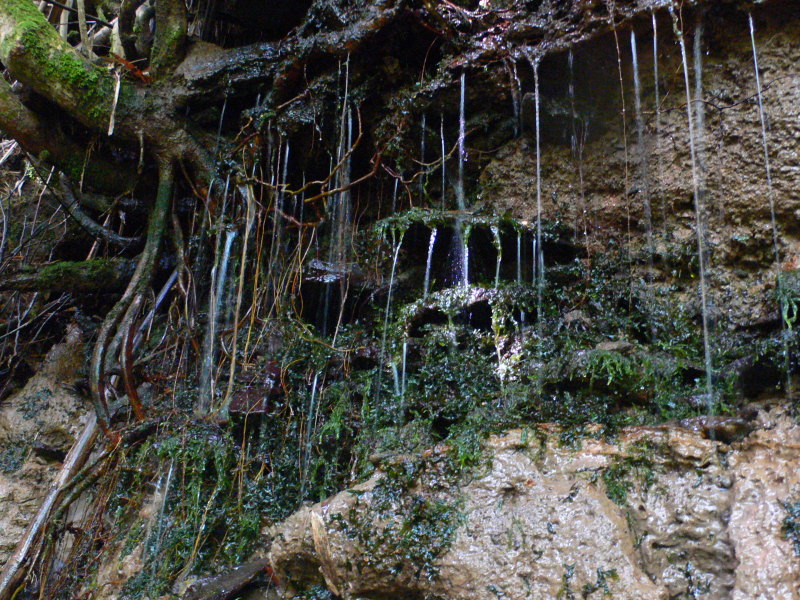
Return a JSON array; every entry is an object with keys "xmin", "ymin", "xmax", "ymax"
[
  {"xmin": 268, "ymin": 407, "xmax": 800, "ymax": 599},
  {"xmin": 0, "ymin": 324, "xmax": 89, "ymax": 564},
  {"xmin": 478, "ymin": 7, "xmax": 800, "ymax": 329}
]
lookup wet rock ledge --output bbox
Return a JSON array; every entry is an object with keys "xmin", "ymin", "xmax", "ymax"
[{"xmin": 268, "ymin": 407, "xmax": 800, "ymax": 600}]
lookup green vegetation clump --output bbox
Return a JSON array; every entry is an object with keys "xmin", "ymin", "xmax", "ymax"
[
  {"xmin": 602, "ymin": 441, "xmax": 657, "ymax": 506},
  {"xmin": 781, "ymin": 497, "xmax": 800, "ymax": 556}
]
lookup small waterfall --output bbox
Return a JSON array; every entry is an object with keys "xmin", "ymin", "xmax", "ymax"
[
  {"xmin": 694, "ymin": 12, "xmax": 706, "ymax": 185},
  {"xmin": 300, "ymin": 372, "xmax": 320, "ymax": 499},
  {"xmin": 492, "ymin": 225, "xmax": 502, "ymax": 288},
  {"xmin": 440, "ymin": 114, "xmax": 447, "ymax": 209},
  {"xmin": 392, "ymin": 177, "xmax": 399, "ymax": 215},
  {"xmin": 568, "ymin": 49, "xmax": 589, "ymax": 252},
  {"xmin": 631, "ymin": 30, "xmax": 654, "ymax": 262},
  {"xmin": 652, "ymin": 11, "xmax": 661, "ymax": 133},
  {"xmin": 456, "ymin": 71, "xmax": 467, "ymax": 211},
  {"xmin": 462, "ymin": 224, "xmax": 471, "ymax": 288},
  {"xmin": 749, "ymin": 13, "xmax": 792, "ymax": 400},
  {"xmin": 144, "ymin": 458, "xmax": 174, "ymax": 585},
  {"xmin": 198, "ymin": 179, "xmax": 237, "ymax": 413},
  {"xmin": 505, "ymin": 58, "xmax": 522, "ymax": 137},
  {"xmin": 533, "ymin": 59, "xmax": 545, "ymax": 340},
  {"xmin": 671, "ymin": 7, "xmax": 714, "ymax": 410},
  {"xmin": 401, "ymin": 339, "xmax": 408, "ymax": 399},
  {"xmin": 423, "ymin": 227, "xmax": 438, "ymax": 296},
  {"xmin": 517, "ymin": 230, "xmax": 525, "ymax": 325},
  {"xmin": 420, "ymin": 113, "xmax": 427, "ymax": 200},
  {"xmin": 376, "ymin": 229, "xmax": 405, "ymax": 401}
]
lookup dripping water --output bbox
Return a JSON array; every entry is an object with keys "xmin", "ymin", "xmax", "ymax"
[
  {"xmin": 401, "ymin": 340, "xmax": 408, "ymax": 399},
  {"xmin": 492, "ymin": 225, "xmax": 502, "ymax": 288},
  {"xmin": 420, "ymin": 113, "xmax": 427, "ymax": 200},
  {"xmin": 200, "ymin": 226, "xmax": 237, "ymax": 410},
  {"xmin": 533, "ymin": 60, "xmax": 545, "ymax": 342},
  {"xmin": 424, "ymin": 227, "xmax": 438, "ymax": 296},
  {"xmin": 392, "ymin": 178, "xmax": 399, "ymax": 215},
  {"xmin": 671, "ymin": 7, "xmax": 714, "ymax": 410},
  {"xmin": 376, "ymin": 230, "xmax": 405, "ymax": 402},
  {"xmin": 456, "ymin": 71, "xmax": 467, "ymax": 211},
  {"xmin": 300, "ymin": 372, "xmax": 320, "ymax": 499},
  {"xmin": 147, "ymin": 459, "xmax": 174, "ymax": 586},
  {"xmin": 652, "ymin": 11, "xmax": 661, "ymax": 133},
  {"xmin": 631, "ymin": 31, "xmax": 655, "ymax": 265},
  {"xmin": 749, "ymin": 13, "xmax": 793, "ymax": 401},
  {"xmin": 517, "ymin": 230, "xmax": 525, "ymax": 325},
  {"xmin": 506, "ymin": 58, "xmax": 522, "ymax": 137},
  {"xmin": 568, "ymin": 49, "xmax": 590, "ymax": 254},
  {"xmin": 462, "ymin": 225, "xmax": 471, "ymax": 288},
  {"xmin": 694, "ymin": 11, "xmax": 706, "ymax": 185},
  {"xmin": 440, "ymin": 114, "xmax": 447, "ymax": 209}
]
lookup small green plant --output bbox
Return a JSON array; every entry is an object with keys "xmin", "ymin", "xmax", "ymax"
[
  {"xmin": 602, "ymin": 441, "xmax": 657, "ymax": 506},
  {"xmin": 781, "ymin": 497, "xmax": 800, "ymax": 556}
]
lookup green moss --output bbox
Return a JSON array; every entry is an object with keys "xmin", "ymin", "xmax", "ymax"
[
  {"xmin": 602, "ymin": 441, "xmax": 657, "ymax": 506},
  {"xmin": 0, "ymin": 443, "xmax": 28, "ymax": 474},
  {"xmin": 781, "ymin": 497, "xmax": 800, "ymax": 556}
]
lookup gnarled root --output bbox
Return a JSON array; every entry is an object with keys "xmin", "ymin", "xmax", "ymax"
[{"xmin": 89, "ymin": 160, "xmax": 174, "ymax": 439}]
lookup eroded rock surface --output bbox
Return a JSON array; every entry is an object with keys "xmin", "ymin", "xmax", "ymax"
[
  {"xmin": 269, "ymin": 407, "xmax": 800, "ymax": 599},
  {"xmin": 0, "ymin": 325, "xmax": 89, "ymax": 564}
]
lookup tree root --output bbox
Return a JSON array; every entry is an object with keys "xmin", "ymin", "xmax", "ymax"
[
  {"xmin": 89, "ymin": 161, "xmax": 173, "ymax": 439},
  {"xmin": 59, "ymin": 175, "xmax": 143, "ymax": 249}
]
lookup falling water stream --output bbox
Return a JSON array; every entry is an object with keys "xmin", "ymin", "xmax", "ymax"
[
  {"xmin": 671, "ymin": 7, "xmax": 714, "ymax": 409},
  {"xmin": 533, "ymin": 60, "xmax": 545, "ymax": 342},
  {"xmin": 631, "ymin": 31, "xmax": 654, "ymax": 263},
  {"xmin": 749, "ymin": 13, "xmax": 793, "ymax": 400},
  {"xmin": 492, "ymin": 225, "xmax": 502, "ymax": 288},
  {"xmin": 652, "ymin": 11, "xmax": 661, "ymax": 133},
  {"xmin": 424, "ymin": 227, "xmax": 438, "ymax": 296},
  {"xmin": 300, "ymin": 372, "xmax": 320, "ymax": 499},
  {"xmin": 376, "ymin": 229, "xmax": 406, "ymax": 402}
]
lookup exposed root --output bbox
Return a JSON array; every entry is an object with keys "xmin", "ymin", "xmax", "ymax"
[{"xmin": 89, "ymin": 161, "xmax": 174, "ymax": 439}]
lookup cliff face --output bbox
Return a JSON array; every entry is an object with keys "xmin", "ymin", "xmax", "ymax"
[
  {"xmin": 2, "ymin": 1, "xmax": 800, "ymax": 598},
  {"xmin": 270, "ymin": 406, "xmax": 800, "ymax": 599},
  {"xmin": 265, "ymin": 2, "xmax": 800, "ymax": 599}
]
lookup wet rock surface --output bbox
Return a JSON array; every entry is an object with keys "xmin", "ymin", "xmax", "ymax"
[
  {"xmin": 0, "ymin": 325, "xmax": 88, "ymax": 564},
  {"xmin": 268, "ymin": 405, "xmax": 800, "ymax": 600}
]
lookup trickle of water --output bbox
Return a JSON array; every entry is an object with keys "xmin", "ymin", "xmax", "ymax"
[
  {"xmin": 440, "ymin": 114, "xmax": 447, "ymax": 209},
  {"xmin": 401, "ymin": 340, "xmax": 408, "ymax": 398},
  {"xmin": 199, "ymin": 226, "xmax": 237, "ymax": 411},
  {"xmin": 749, "ymin": 12, "xmax": 792, "ymax": 400},
  {"xmin": 492, "ymin": 225, "xmax": 502, "ymax": 288},
  {"xmin": 144, "ymin": 459, "xmax": 174, "ymax": 580},
  {"xmin": 462, "ymin": 223, "xmax": 471, "ymax": 288},
  {"xmin": 424, "ymin": 227, "xmax": 438, "ymax": 296},
  {"xmin": 420, "ymin": 113, "xmax": 427, "ymax": 200},
  {"xmin": 568, "ymin": 49, "xmax": 589, "ymax": 251},
  {"xmin": 456, "ymin": 71, "xmax": 467, "ymax": 211},
  {"xmin": 652, "ymin": 11, "xmax": 661, "ymax": 133},
  {"xmin": 392, "ymin": 178, "xmax": 399, "ymax": 214},
  {"xmin": 694, "ymin": 12, "xmax": 706, "ymax": 185},
  {"xmin": 391, "ymin": 362, "xmax": 401, "ymax": 397},
  {"xmin": 300, "ymin": 372, "xmax": 319, "ymax": 499},
  {"xmin": 506, "ymin": 58, "xmax": 522, "ymax": 137},
  {"xmin": 376, "ymin": 230, "xmax": 405, "ymax": 401},
  {"xmin": 671, "ymin": 7, "xmax": 714, "ymax": 410},
  {"xmin": 517, "ymin": 230, "xmax": 525, "ymax": 325},
  {"xmin": 534, "ymin": 60, "xmax": 545, "ymax": 339},
  {"xmin": 631, "ymin": 30, "xmax": 654, "ymax": 261}
]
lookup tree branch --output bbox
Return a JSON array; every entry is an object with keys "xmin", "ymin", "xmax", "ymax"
[
  {"xmin": 0, "ymin": 78, "xmax": 138, "ymax": 193},
  {"xmin": 0, "ymin": 0, "xmax": 140, "ymax": 137},
  {"xmin": 150, "ymin": 0, "xmax": 187, "ymax": 78},
  {"xmin": 0, "ymin": 258, "xmax": 136, "ymax": 293},
  {"xmin": 58, "ymin": 175, "xmax": 143, "ymax": 248}
]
